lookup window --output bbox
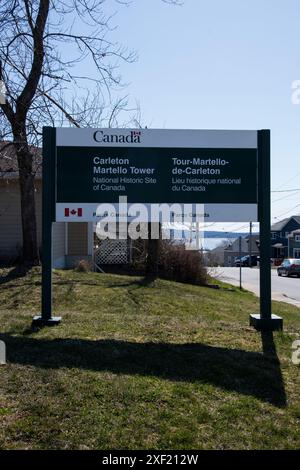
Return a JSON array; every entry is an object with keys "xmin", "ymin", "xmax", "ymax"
[
  {"xmin": 293, "ymin": 248, "xmax": 300, "ymax": 258},
  {"xmin": 271, "ymin": 232, "xmax": 277, "ymax": 240},
  {"xmin": 295, "ymin": 235, "xmax": 300, "ymax": 242}
]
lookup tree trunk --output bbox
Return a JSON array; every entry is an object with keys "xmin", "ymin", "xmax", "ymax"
[
  {"xmin": 14, "ymin": 136, "xmax": 39, "ymax": 266},
  {"xmin": 145, "ymin": 222, "xmax": 161, "ymax": 282}
]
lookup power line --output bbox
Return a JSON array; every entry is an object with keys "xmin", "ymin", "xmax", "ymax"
[
  {"xmin": 272, "ymin": 190, "xmax": 300, "ymax": 204},
  {"xmin": 222, "ymin": 223, "xmax": 251, "ymax": 233},
  {"xmin": 271, "ymin": 188, "xmax": 300, "ymax": 193},
  {"xmin": 272, "ymin": 204, "xmax": 300, "ymax": 221},
  {"xmin": 273, "ymin": 169, "xmax": 300, "ymax": 191}
]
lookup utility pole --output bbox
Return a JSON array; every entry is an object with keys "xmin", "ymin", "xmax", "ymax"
[
  {"xmin": 249, "ymin": 221, "xmax": 253, "ymax": 267},
  {"xmin": 239, "ymin": 235, "xmax": 242, "ymax": 289},
  {"xmin": 196, "ymin": 221, "xmax": 200, "ymax": 251}
]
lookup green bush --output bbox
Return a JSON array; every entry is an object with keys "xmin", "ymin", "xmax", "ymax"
[
  {"xmin": 74, "ymin": 259, "xmax": 92, "ymax": 273},
  {"xmin": 159, "ymin": 240, "xmax": 207, "ymax": 285}
]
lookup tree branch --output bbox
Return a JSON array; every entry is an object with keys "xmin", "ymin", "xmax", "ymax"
[{"xmin": 16, "ymin": 0, "xmax": 50, "ymax": 121}]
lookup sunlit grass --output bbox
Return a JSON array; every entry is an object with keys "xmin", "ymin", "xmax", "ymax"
[{"xmin": 0, "ymin": 267, "xmax": 299, "ymax": 449}]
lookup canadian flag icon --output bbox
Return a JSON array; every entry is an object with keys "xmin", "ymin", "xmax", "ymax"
[{"xmin": 64, "ymin": 208, "xmax": 82, "ymax": 217}]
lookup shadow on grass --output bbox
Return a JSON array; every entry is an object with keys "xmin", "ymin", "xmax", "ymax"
[
  {"xmin": 260, "ymin": 331, "xmax": 286, "ymax": 406},
  {"xmin": 51, "ymin": 278, "xmax": 159, "ymax": 290},
  {"xmin": 0, "ymin": 333, "xmax": 286, "ymax": 408},
  {"xmin": 0, "ymin": 265, "xmax": 32, "ymax": 286},
  {"xmin": 106, "ymin": 279, "xmax": 155, "ymax": 288}
]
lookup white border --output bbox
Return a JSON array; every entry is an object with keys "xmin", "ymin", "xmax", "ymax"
[
  {"xmin": 56, "ymin": 203, "xmax": 258, "ymax": 223},
  {"xmin": 56, "ymin": 128, "xmax": 258, "ymax": 149}
]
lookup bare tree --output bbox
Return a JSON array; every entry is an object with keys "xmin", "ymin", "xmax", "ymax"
[{"xmin": 0, "ymin": 0, "xmax": 181, "ymax": 266}]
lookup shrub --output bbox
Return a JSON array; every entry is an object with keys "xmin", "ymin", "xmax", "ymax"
[
  {"xmin": 74, "ymin": 259, "xmax": 92, "ymax": 273},
  {"xmin": 159, "ymin": 240, "xmax": 207, "ymax": 286},
  {"xmin": 131, "ymin": 237, "xmax": 207, "ymax": 286}
]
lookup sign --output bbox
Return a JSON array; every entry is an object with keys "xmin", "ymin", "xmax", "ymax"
[
  {"xmin": 54, "ymin": 128, "xmax": 258, "ymax": 222},
  {"xmin": 33, "ymin": 126, "xmax": 282, "ymax": 333}
]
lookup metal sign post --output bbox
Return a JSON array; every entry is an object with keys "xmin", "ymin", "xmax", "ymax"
[
  {"xmin": 32, "ymin": 127, "xmax": 61, "ymax": 326},
  {"xmin": 249, "ymin": 130, "xmax": 282, "ymax": 331}
]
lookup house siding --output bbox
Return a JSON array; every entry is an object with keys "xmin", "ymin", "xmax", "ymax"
[
  {"xmin": 0, "ymin": 178, "xmax": 90, "ymax": 268},
  {"xmin": 271, "ymin": 218, "xmax": 300, "ymax": 259},
  {"xmin": 67, "ymin": 222, "xmax": 88, "ymax": 255},
  {"xmin": 0, "ymin": 179, "xmax": 42, "ymax": 261},
  {"xmin": 66, "ymin": 222, "xmax": 91, "ymax": 268},
  {"xmin": 288, "ymin": 235, "xmax": 300, "ymax": 258},
  {"xmin": 52, "ymin": 222, "xmax": 66, "ymax": 268}
]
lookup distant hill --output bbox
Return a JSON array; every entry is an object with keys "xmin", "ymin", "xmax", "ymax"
[
  {"xmin": 204, "ymin": 231, "xmax": 259, "ymax": 239},
  {"xmin": 169, "ymin": 230, "xmax": 259, "ymax": 243}
]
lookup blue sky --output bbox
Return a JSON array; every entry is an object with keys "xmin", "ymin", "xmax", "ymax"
[{"xmin": 70, "ymin": 0, "xmax": 300, "ymax": 231}]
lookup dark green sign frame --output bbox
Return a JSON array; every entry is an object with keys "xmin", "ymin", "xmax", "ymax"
[{"xmin": 32, "ymin": 128, "xmax": 283, "ymax": 332}]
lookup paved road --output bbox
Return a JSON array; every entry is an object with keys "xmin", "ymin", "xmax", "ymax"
[{"xmin": 210, "ymin": 267, "xmax": 300, "ymax": 307}]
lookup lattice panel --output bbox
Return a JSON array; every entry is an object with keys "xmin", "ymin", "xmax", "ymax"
[{"xmin": 94, "ymin": 240, "xmax": 130, "ymax": 265}]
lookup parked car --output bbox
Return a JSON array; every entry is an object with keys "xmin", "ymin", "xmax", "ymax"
[
  {"xmin": 234, "ymin": 255, "xmax": 259, "ymax": 267},
  {"xmin": 277, "ymin": 259, "xmax": 300, "ymax": 277},
  {"xmin": 234, "ymin": 256, "xmax": 247, "ymax": 267},
  {"xmin": 234, "ymin": 256, "xmax": 242, "ymax": 266}
]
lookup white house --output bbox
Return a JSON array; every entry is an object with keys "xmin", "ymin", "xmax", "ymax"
[{"xmin": 0, "ymin": 141, "xmax": 94, "ymax": 268}]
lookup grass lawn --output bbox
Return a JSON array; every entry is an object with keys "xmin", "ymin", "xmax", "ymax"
[{"xmin": 0, "ymin": 267, "xmax": 300, "ymax": 450}]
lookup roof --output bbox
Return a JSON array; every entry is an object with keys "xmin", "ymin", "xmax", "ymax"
[
  {"xmin": 288, "ymin": 228, "xmax": 300, "ymax": 236},
  {"xmin": 271, "ymin": 216, "xmax": 300, "ymax": 231},
  {"xmin": 210, "ymin": 242, "xmax": 232, "ymax": 253},
  {"xmin": 0, "ymin": 141, "xmax": 42, "ymax": 179},
  {"xmin": 224, "ymin": 236, "xmax": 260, "ymax": 253}
]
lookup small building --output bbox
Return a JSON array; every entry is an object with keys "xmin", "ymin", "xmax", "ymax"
[
  {"xmin": 208, "ymin": 235, "xmax": 260, "ymax": 267},
  {"xmin": 271, "ymin": 216, "xmax": 300, "ymax": 261},
  {"xmin": 207, "ymin": 241, "xmax": 231, "ymax": 266},
  {"xmin": 0, "ymin": 142, "xmax": 93, "ymax": 268},
  {"xmin": 287, "ymin": 229, "xmax": 300, "ymax": 258},
  {"xmin": 223, "ymin": 236, "xmax": 260, "ymax": 267}
]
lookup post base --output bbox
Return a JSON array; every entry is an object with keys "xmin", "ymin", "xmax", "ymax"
[
  {"xmin": 249, "ymin": 314, "xmax": 283, "ymax": 331},
  {"xmin": 32, "ymin": 316, "xmax": 62, "ymax": 327}
]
